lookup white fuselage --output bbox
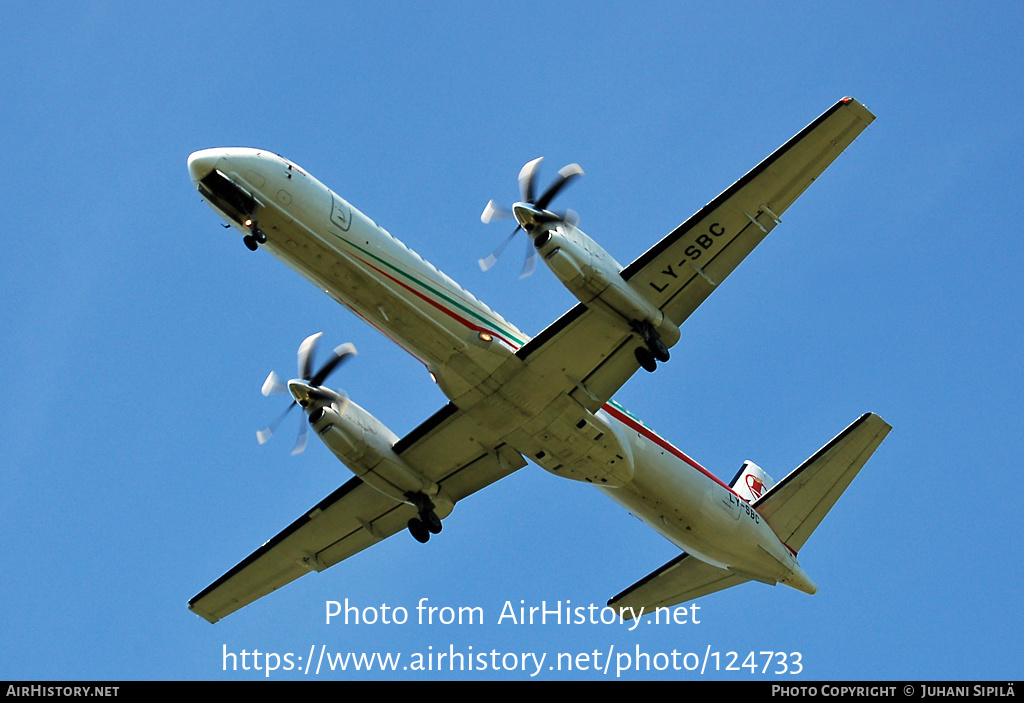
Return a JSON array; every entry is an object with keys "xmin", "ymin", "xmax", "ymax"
[{"xmin": 187, "ymin": 147, "xmax": 814, "ymax": 594}]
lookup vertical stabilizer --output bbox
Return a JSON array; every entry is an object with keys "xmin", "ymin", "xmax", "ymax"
[{"xmin": 730, "ymin": 460, "xmax": 776, "ymax": 502}]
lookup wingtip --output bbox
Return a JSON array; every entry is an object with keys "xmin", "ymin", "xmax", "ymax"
[
  {"xmin": 837, "ymin": 96, "xmax": 876, "ymax": 124},
  {"xmin": 187, "ymin": 601, "xmax": 221, "ymax": 624}
]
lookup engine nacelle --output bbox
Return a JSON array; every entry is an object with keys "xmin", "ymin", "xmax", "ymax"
[
  {"xmin": 308, "ymin": 397, "xmax": 442, "ymax": 507},
  {"xmin": 534, "ymin": 223, "xmax": 680, "ymax": 348}
]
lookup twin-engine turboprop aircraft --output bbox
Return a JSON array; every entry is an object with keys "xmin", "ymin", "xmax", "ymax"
[{"xmin": 187, "ymin": 98, "xmax": 890, "ymax": 623}]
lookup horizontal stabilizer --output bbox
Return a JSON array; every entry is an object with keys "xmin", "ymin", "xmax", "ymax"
[
  {"xmin": 608, "ymin": 413, "xmax": 890, "ymax": 613},
  {"xmin": 754, "ymin": 412, "xmax": 891, "ymax": 552},
  {"xmin": 608, "ymin": 552, "xmax": 750, "ymax": 613}
]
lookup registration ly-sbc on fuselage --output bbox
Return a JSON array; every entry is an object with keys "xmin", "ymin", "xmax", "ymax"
[{"xmin": 186, "ymin": 97, "xmax": 890, "ymax": 623}]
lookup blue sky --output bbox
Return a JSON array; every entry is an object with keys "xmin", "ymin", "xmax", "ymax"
[{"xmin": 2, "ymin": 1, "xmax": 1022, "ymax": 681}]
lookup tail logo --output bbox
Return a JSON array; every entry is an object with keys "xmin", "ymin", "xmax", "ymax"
[{"xmin": 746, "ymin": 474, "xmax": 766, "ymax": 499}]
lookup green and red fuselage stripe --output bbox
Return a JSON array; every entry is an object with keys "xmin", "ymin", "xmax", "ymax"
[
  {"xmin": 335, "ymin": 234, "xmax": 747, "ymax": 504},
  {"xmin": 335, "ymin": 234, "xmax": 526, "ymax": 350}
]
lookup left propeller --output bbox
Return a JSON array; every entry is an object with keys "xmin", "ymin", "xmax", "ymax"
[{"xmin": 257, "ymin": 333, "xmax": 357, "ymax": 455}]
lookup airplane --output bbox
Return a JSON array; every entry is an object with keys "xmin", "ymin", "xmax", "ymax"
[{"xmin": 186, "ymin": 97, "xmax": 890, "ymax": 623}]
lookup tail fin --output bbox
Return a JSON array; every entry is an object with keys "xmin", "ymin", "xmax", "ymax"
[
  {"xmin": 608, "ymin": 413, "xmax": 891, "ymax": 612},
  {"xmin": 730, "ymin": 460, "xmax": 776, "ymax": 502},
  {"xmin": 754, "ymin": 413, "xmax": 891, "ymax": 552}
]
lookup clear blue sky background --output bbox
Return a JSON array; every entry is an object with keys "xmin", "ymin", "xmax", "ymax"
[{"xmin": 2, "ymin": 1, "xmax": 1021, "ymax": 681}]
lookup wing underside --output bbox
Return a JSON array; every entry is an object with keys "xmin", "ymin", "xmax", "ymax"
[
  {"xmin": 516, "ymin": 98, "xmax": 876, "ymax": 415},
  {"xmin": 189, "ymin": 407, "xmax": 525, "ymax": 623},
  {"xmin": 188, "ymin": 477, "xmax": 406, "ymax": 623}
]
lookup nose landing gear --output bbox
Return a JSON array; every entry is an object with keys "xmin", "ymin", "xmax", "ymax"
[{"xmin": 242, "ymin": 220, "xmax": 267, "ymax": 251}]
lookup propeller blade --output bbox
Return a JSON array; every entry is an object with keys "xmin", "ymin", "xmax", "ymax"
[
  {"xmin": 309, "ymin": 342, "xmax": 357, "ymax": 387},
  {"xmin": 291, "ymin": 421, "xmax": 309, "ymax": 456},
  {"xmin": 258, "ymin": 401, "xmax": 296, "ymax": 444},
  {"xmin": 481, "ymin": 200, "xmax": 513, "ymax": 224},
  {"xmin": 559, "ymin": 163, "xmax": 585, "ymax": 180},
  {"xmin": 518, "ymin": 157, "xmax": 543, "ymax": 203},
  {"xmin": 535, "ymin": 163, "xmax": 583, "ymax": 211},
  {"xmin": 261, "ymin": 370, "xmax": 288, "ymax": 397},
  {"xmin": 519, "ymin": 239, "xmax": 537, "ymax": 279},
  {"xmin": 549, "ymin": 209, "xmax": 579, "ymax": 226},
  {"xmin": 478, "ymin": 225, "xmax": 521, "ymax": 271},
  {"xmin": 296, "ymin": 332, "xmax": 322, "ymax": 381}
]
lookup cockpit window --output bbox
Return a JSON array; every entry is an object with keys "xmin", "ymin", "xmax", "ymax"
[{"xmin": 197, "ymin": 170, "xmax": 257, "ymax": 223}]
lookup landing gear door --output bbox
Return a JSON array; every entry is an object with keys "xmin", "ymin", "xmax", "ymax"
[{"xmin": 330, "ymin": 191, "xmax": 352, "ymax": 232}]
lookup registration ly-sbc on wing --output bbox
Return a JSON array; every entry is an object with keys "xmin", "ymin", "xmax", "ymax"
[{"xmin": 186, "ymin": 97, "xmax": 890, "ymax": 623}]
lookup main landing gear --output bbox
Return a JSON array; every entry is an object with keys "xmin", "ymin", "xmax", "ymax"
[
  {"xmin": 632, "ymin": 320, "xmax": 670, "ymax": 373},
  {"xmin": 242, "ymin": 220, "xmax": 267, "ymax": 251},
  {"xmin": 406, "ymin": 493, "xmax": 443, "ymax": 544}
]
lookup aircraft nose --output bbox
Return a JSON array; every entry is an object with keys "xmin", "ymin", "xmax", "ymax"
[{"xmin": 187, "ymin": 149, "xmax": 225, "ymax": 182}]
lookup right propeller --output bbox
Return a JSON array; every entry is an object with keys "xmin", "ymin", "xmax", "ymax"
[
  {"xmin": 478, "ymin": 157, "xmax": 583, "ymax": 277},
  {"xmin": 257, "ymin": 332, "xmax": 357, "ymax": 455}
]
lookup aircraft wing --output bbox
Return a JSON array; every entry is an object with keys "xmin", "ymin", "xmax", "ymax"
[
  {"xmin": 622, "ymin": 97, "xmax": 875, "ymax": 327},
  {"xmin": 607, "ymin": 552, "xmax": 750, "ymax": 613},
  {"xmin": 516, "ymin": 98, "xmax": 876, "ymax": 413},
  {"xmin": 188, "ymin": 408, "xmax": 525, "ymax": 623}
]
